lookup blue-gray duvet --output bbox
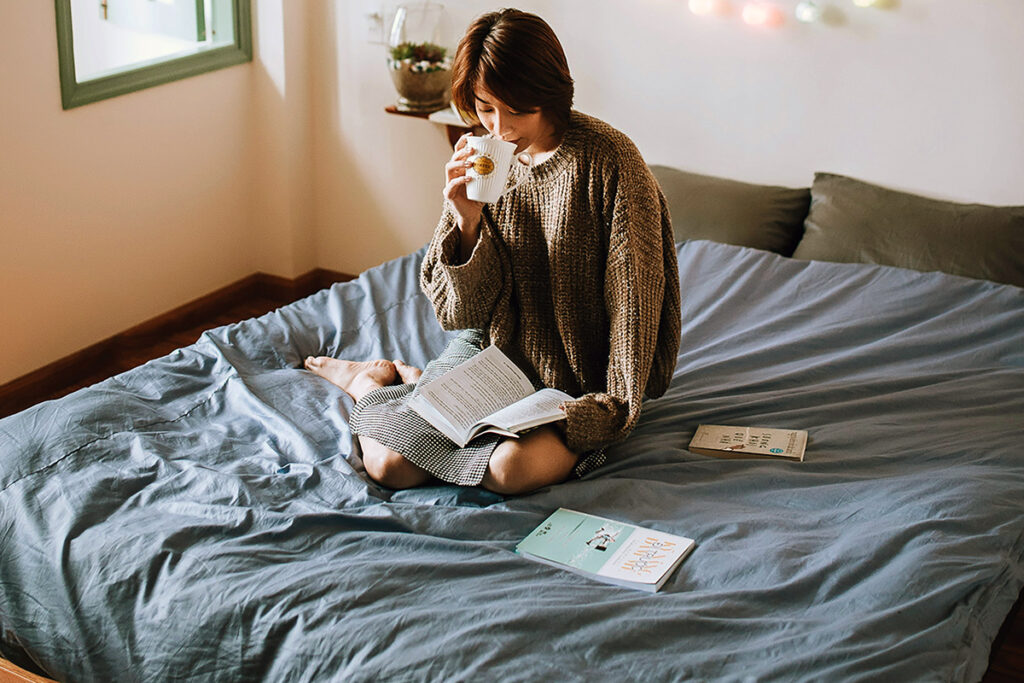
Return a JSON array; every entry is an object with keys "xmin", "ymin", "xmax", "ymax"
[{"xmin": 1, "ymin": 241, "xmax": 1022, "ymax": 682}]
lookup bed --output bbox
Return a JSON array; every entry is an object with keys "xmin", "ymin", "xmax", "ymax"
[{"xmin": 1, "ymin": 169, "xmax": 1022, "ymax": 681}]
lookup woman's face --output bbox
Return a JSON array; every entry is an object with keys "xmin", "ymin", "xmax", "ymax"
[{"xmin": 474, "ymin": 87, "xmax": 557, "ymax": 155}]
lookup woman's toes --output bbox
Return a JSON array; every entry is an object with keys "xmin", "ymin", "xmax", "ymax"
[{"xmin": 393, "ymin": 359, "xmax": 423, "ymax": 383}]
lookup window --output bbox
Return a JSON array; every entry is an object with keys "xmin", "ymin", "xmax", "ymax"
[{"xmin": 55, "ymin": 0, "xmax": 252, "ymax": 109}]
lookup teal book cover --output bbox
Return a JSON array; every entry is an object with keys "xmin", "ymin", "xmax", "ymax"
[{"xmin": 515, "ymin": 508, "xmax": 695, "ymax": 592}]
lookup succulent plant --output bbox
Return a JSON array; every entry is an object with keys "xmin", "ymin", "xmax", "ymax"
[{"xmin": 389, "ymin": 41, "xmax": 447, "ymax": 64}]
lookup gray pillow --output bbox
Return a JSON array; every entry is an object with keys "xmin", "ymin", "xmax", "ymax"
[
  {"xmin": 650, "ymin": 165, "xmax": 810, "ymax": 256},
  {"xmin": 793, "ymin": 173, "xmax": 1024, "ymax": 287}
]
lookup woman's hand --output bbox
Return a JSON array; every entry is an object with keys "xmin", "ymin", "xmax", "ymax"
[{"xmin": 443, "ymin": 135, "xmax": 484, "ymax": 237}]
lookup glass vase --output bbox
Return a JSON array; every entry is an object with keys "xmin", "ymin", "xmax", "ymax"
[{"xmin": 387, "ymin": 3, "xmax": 453, "ymax": 113}]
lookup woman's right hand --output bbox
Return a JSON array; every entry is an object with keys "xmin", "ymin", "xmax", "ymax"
[{"xmin": 443, "ymin": 135, "xmax": 484, "ymax": 234}]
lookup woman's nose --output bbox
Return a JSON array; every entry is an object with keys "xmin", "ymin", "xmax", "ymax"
[{"xmin": 494, "ymin": 115, "xmax": 513, "ymax": 139}]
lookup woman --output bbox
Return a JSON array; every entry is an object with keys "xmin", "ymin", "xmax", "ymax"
[{"xmin": 306, "ymin": 8, "xmax": 680, "ymax": 495}]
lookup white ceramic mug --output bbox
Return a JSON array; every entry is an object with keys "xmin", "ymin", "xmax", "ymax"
[{"xmin": 464, "ymin": 136, "xmax": 533, "ymax": 203}]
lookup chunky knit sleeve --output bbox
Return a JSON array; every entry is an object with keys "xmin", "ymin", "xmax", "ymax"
[
  {"xmin": 420, "ymin": 206, "xmax": 509, "ymax": 331},
  {"xmin": 560, "ymin": 154, "xmax": 681, "ymax": 454}
]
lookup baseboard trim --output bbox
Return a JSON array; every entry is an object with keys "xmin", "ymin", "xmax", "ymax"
[{"xmin": 0, "ymin": 268, "xmax": 353, "ymax": 418}]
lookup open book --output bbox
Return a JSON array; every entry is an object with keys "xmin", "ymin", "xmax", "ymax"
[{"xmin": 408, "ymin": 344, "xmax": 574, "ymax": 448}]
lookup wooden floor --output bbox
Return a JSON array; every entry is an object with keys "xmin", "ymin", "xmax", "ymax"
[{"xmin": 0, "ymin": 287, "xmax": 1022, "ymax": 681}]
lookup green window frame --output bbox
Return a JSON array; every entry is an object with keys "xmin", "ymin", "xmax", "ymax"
[{"xmin": 55, "ymin": 0, "xmax": 252, "ymax": 110}]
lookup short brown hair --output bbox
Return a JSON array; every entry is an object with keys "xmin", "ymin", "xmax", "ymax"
[{"xmin": 451, "ymin": 9, "xmax": 574, "ymax": 135}]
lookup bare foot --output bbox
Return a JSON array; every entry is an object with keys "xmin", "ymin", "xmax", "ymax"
[
  {"xmin": 393, "ymin": 359, "xmax": 423, "ymax": 384},
  {"xmin": 305, "ymin": 357, "xmax": 396, "ymax": 401}
]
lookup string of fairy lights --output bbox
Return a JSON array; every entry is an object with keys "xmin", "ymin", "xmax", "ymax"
[{"xmin": 688, "ymin": 0, "xmax": 890, "ymax": 27}]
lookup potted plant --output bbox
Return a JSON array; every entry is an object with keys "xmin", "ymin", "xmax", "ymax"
[
  {"xmin": 387, "ymin": 4, "xmax": 452, "ymax": 113},
  {"xmin": 388, "ymin": 40, "xmax": 452, "ymax": 112}
]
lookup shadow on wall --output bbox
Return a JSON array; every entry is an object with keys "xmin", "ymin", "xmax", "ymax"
[
  {"xmin": 248, "ymin": 0, "xmax": 391, "ymax": 278},
  {"xmin": 310, "ymin": 0, "xmax": 410, "ymax": 273}
]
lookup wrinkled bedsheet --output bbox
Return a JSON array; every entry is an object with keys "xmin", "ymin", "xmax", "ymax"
[{"xmin": 1, "ymin": 241, "xmax": 1022, "ymax": 682}]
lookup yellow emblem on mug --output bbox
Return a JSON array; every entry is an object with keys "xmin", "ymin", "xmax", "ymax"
[{"xmin": 472, "ymin": 155, "xmax": 495, "ymax": 176}]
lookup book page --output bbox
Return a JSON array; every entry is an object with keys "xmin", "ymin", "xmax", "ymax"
[
  {"xmin": 417, "ymin": 345, "xmax": 536, "ymax": 436},
  {"xmin": 482, "ymin": 388, "xmax": 572, "ymax": 433}
]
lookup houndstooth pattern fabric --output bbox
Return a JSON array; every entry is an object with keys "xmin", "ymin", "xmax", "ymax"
[
  {"xmin": 349, "ymin": 329, "xmax": 605, "ymax": 486},
  {"xmin": 349, "ymin": 330, "xmax": 499, "ymax": 486}
]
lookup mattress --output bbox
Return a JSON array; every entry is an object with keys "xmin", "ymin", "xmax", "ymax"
[{"xmin": 1, "ymin": 240, "xmax": 1022, "ymax": 681}]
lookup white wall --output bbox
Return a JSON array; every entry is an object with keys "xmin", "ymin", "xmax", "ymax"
[
  {"xmin": 311, "ymin": 1, "xmax": 458, "ymax": 274},
  {"xmin": 3, "ymin": 0, "xmax": 1023, "ymax": 387},
  {"xmin": 0, "ymin": 1, "xmax": 321, "ymax": 386},
  {"xmin": 0, "ymin": 3, "xmax": 258, "ymax": 385},
  {"xmin": 313, "ymin": 0, "xmax": 1024, "ymax": 276}
]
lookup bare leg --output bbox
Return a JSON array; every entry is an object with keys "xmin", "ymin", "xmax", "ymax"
[
  {"xmin": 305, "ymin": 355, "xmax": 431, "ymax": 488},
  {"xmin": 359, "ymin": 436, "xmax": 434, "ymax": 488},
  {"xmin": 481, "ymin": 426, "xmax": 579, "ymax": 496}
]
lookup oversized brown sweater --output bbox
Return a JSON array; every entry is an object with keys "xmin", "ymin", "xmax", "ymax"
[{"xmin": 420, "ymin": 111, "xmax": 681, "ymax": 454}]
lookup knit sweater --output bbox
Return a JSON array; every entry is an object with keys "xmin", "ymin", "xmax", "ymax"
[{"xmin": 420, "ymin": 111, "xmax": 681, "ymax": 454}]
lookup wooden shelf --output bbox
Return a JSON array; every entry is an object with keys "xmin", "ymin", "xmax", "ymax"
[{"xmin": 384, "ymin": 105, "xmax": 474, "ymax": 147}]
